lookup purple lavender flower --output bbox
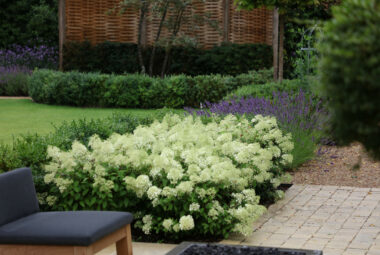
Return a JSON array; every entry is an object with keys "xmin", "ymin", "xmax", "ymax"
[
  {"xmin": 0, "ymin": 44, "xmax": 58, "ymax": 70},
  {"xmin": 186, "ymin": 90, "xmax": 331, "ymax": 142}
]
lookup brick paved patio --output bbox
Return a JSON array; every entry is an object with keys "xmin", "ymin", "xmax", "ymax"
[
  {"xmin": 99, "ymin": 185, "xmax": 380, "ymax": 255},
  {"xmin": 225, "ymin": 185, "xmax": 380, "ymax": 255}
]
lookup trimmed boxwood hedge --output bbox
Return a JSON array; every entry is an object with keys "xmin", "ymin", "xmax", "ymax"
[
  {"xmin": 28, "ymin": 69, "xmax": 273, "ymax": 108},
  {"xmin": 63, "ymin": 41, "xmax": 273, "ymax": 76}
]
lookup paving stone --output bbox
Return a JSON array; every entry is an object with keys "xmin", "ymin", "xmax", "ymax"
[
  {"xmin": 343, "ymin": 217, "xmax": 368, "ymax": 229},
  {"xmin": 322, "ymin": 248, "xmax": 345, "ymax": 255},
  {"xmin": 349, "ymin": 240, "xmax": 374, "ymax": 250},
  {"xmin": 281, "ymin": 238, "xmax": 308, "ymax": 249},
  {"xmin": 314, "ymin": 227, "xmax": 339, "ymax": 239},
  {"xmin": 302, "ymin": 238, "xmax": 330, "ymax": 250},
  {"xmin": 240, "ymin": 185, "xmax": 380, "ymax": 255},
  {"xmin": 332, "ymin": 229, "xmax": 359, "ymax": 241},
  {"xmin": 354, "ymin": 187, "xmax": 371, "ymax": 192},
  {"xmin": 331, "ymin": 190, "xmax": 351, "ymax": 200},
  {"xmin": 219, "ymin": 240, "xmax": 242, "ymax": 245},
  {"xmin": 258, "ymin": 223, "xmax": 281, "ymax": 233},
  {"xmin": 325, "ymin": 238, "xmax": 351, "ymax": 249},
  {"xmin": 274, "ymin": 226, "xmax": 299, "ymax": 235},
  {"xmin": 343, "ymin": 248, "xmax": 367, "ymax": 255},
  {"xmin": 316, "ymin": 190, "xmax": 335, "ymax": 198},
  {"xmin": 243, "ymin": 231, "xmax": 272, "ymax": 244}
]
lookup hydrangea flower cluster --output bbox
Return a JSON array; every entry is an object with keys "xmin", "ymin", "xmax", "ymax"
[{"xmin": 44, "ymin": 114, "xmax": 293, "ymax": 238}]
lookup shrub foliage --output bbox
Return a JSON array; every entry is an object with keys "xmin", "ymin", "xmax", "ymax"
[
  {"xmin": 63, "ymin": 42, "xmax": 272, "ymax": 76},
  {"xmin": 319, "ymin": 0, "xmax": 380, "ymax": 159},
  {"xmin": 42, "ymin": 114, "xmax": 293, "ymax": 240},
  {"xmin": 29, "ymin": 69, "xmax": 273, "ymax": 108}
]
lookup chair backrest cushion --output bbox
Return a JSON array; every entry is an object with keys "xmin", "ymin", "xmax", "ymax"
[{"xmin": 0, "ymin": 168, "xmax": 40, "ymax": 226}]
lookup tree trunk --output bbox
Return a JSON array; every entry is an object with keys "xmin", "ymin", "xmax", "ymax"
[
  {"xmin": 161, "ymin": 8, "xmax": 185, "ymax": 77},
  {"xmin": 161, "ymin": 47, "xmax": 171, "ymax": 78},
  {"xmin": 149, "ymin": 0, "xmax": 169, "ymax": 76},
  {"xmin": 137, "ymin": 2, "xmax": 148, "ymax": 74},
  {"xmin": 272, "ymin": 8, "xmax": 279, "ymax": 82},
  {"xmin": 278, "ymin": 14, "xmax": 285, "ymax": 82}
]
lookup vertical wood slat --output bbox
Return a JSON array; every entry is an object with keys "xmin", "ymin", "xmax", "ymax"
[
  {"xmin": 272, "ymin": 8, "xmax": 279, "ymax": 81},
  {"xmin": 63, "ymin": 0, "xmax": 274, "ymax": 48},
  {"xmin": 223, "ymin": 0, "xmax": 230, "ymax": 42},
  {"xmin": 59, "ymin": 0, "xmax": 66, "ymax": 70}
]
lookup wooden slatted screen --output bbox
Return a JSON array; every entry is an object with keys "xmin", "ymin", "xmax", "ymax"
[{"xmin": 64, "ymin": 0, "xmax": 273, "ymax": 48}]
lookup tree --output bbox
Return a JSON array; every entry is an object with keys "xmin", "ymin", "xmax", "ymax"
[
  {"xmin": 319, "ymin": 0, "xmax": 380, "ymax": 160},
  {"xmin": 158, "ymin": 0, "xmax": 219, "ymax": 77},
  {"xmin": 234, "ymin": 0, "xmax": 321, "ymax": 81},
  {"xmin": 0, "ymin": 0, "xmax": 58, "ymax": 48},
  {"xmin": 113, "ymin": 0, "xmax": 152, "ymax": 74},
  {"xmin": 115, "ymin": 0, "xmax": 219, "ymax": 77}
]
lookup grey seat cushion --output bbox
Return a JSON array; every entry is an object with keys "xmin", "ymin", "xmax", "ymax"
[
  {"xmin": 0, "ymin": 168, "xmax": 40, "ymax": 226},
  {"xmin": 0, "ymin": 211, "xmax": 133, "ymax": 246}
]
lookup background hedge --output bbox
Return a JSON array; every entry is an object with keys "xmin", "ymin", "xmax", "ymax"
[
  {"xmin": 63, "ymin": 42, "xmax": 273, "ymax": 76},
  {"xmin": 29, "ymin": 69, "xmax": 272, "ymax": 108}
]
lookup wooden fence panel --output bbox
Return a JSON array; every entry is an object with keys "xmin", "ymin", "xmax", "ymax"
[{"xmin": 64, "ymin": 0, "xmax": 273, "ymax": 48}]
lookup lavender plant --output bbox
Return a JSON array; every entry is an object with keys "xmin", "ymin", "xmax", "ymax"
[
  {"xmin": 0, "ymin": 44, "xmax": 57, "ymax": 96},
  {"xmin": 186, "ymin": 90, "xmax": 330, "ymax": 169},
  {"xmin": 0, "ymin": 44, "xmax": 58, "ymax": 70},
  {"xmin": 0, "ymin": 66, "xmax": 31, "ymax": 96}
]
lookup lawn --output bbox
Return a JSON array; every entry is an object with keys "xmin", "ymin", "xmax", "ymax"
[{"xmin": 0, "ymin": 99, "xmax": 181, "ymax": 144}]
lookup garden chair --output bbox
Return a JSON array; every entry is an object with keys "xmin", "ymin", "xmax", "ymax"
[{"xmin": 0, "ymin": 168, "xmax": 133, "ymax": 255}]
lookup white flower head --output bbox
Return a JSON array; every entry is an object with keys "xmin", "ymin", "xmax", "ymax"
[{"xmin": 179, "ymin": 215, "xmax": 194, "ymax": 231}]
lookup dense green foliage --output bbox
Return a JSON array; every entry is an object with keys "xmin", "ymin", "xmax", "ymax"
[
  {"xmin": 319, "ymin": 0, "xmax": 380, "ymax": 159},
  {"xmin": 224, "ymin": 79, "xmax": 310, "ymax": 100},
  {"xmin": 0, "ymin": 113, "xmax": 295, "ymax": 241},
  {"xmin": 0, "ymin": 114, "xmax": 154, "ymax": 195},
  {"xmin": 29, "ymin": 69, "xmax": 273, "ymax": 108},
  {"xmin": 63, "ymin": 42, "xmax": 273, "ymax": 76},
  {"xmin": 0, "ymin": 0, "xmax": 58, "ymax": 48},
  {"xmin": 42, "ymin": 114, "xmax": 292, "ymax": 240}
]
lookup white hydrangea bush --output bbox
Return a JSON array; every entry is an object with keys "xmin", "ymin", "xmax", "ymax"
[{"xmin": 44, "ymin": 114, "xmax": 293, "ymax": 239}]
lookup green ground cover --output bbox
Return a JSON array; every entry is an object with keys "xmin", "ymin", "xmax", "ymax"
[{"xmin": 0, "ymin": 99, "xmax": 180, "ymax": 143}]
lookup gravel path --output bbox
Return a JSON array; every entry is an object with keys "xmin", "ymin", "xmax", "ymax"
[{"xmin": 292, "ymin": 143, "xmax": 380, "ymax": 188}]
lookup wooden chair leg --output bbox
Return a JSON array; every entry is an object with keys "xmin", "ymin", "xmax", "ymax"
[{"xmin": 116, "ymin": 225, "xmax": 133, "ymax": 255}]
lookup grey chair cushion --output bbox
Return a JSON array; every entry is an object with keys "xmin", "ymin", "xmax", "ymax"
[
  {"xmin": 0, "ymin": 211, "xmax": 133, "ymax": 246},
  {"xmin": 0, "ymin": 168, "xmax": 40, "ymax": 226}
]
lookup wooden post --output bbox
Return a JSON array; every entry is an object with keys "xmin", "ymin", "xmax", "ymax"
[
  {"xmin": 272, "ymin": 8, "xmax": 279, "ymax": 82},
  {"xmin": 223, "ymin": 0, "xmax": 230, "ymax": 42},
  {"xmin": 278, "ymin": 14, "xmax": 284, "ymax": 82},
  {"xmin": 59, "ymin": 0, "xmax": 66, "ymax": 71}
]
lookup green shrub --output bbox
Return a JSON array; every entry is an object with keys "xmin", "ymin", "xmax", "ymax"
[
  {"xmin": 0, "ymin": 114, "xmax": 154, "ymax": 204},
  {"xmin": 29, "ymin": 69, "xmax": 271, "ymax": 108},
  {"xmin": 63, "ymin": 42, "xmax": 272, "ymax": 76},
  {"xmin": 42, "ymin": 114, "xmax": 293, "ymax": 240},
  {"xmin": 224, "ymin": 79, "xmax": 309, "ymax": 101},
  {"xmin": 319, "ymin": 0, "xmax": 380, "ymax": 159}
]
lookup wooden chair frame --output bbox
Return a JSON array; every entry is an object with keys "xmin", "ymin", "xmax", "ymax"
[{"xmin": 0, "ymin": 224, "xmax": 132, "ymax": 255}]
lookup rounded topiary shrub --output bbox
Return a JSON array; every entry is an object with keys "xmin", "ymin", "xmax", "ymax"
[
  {"xmin": 41, "ymin": 114, "xmax": 293, "ymax": 241},
  {"xmin": 319, "ymin": 0, "xmax": 380, "ymax": 159}
]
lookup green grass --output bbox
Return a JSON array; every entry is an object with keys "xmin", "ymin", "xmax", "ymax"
[{"xmin": 0, "ymin": 100, "xmax": 182, "ymax": 144}]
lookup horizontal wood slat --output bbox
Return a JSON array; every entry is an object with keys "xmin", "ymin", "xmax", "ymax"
[{"xmin": 64, "ymin": 0, "xmax": 273, "ymax": 48}]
